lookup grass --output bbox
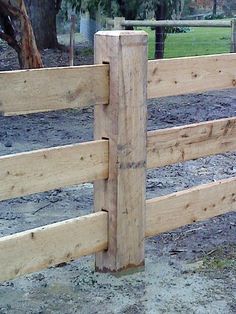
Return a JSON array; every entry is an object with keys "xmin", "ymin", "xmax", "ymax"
[
  {"xmin": 204, "ymin": 258, "xmax": 236, "ymax": 270},
  {"xmin": 138, "ymin": 27, "xmax": 231, "ymax": 59},
  {"xmin": 198, "ymin": 245, "xmax": 236, "ymax": 272}
]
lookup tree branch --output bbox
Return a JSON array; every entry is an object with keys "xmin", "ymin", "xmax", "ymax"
[
  {"xmin": 0, "ymin": 1, "xmax": 22, "ymax": 18},
  {"xmin": 0, "ymin": 31, "xmax": 20, "ymax": 52}
]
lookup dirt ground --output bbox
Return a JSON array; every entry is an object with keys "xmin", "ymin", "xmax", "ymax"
[{"xmin": 0, "ymin": 43, "xmax": 235, "ymax": 313}]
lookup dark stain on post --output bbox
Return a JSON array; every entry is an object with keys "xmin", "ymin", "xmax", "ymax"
[
  {"xmin": 223, "ymin": 120, "xmax": 234, "ymax": 136},
  {"xmin": 66, "ymin": 252, "xmax": 72, "ymax": 259},
  {"xmin": 118, "ymin": 161, "xmax": 146, "ymax": 169},
  {"xmin": 152, "ymin": 67, "xmax": 158, "ymax": 75},
  {"xmin": 208, "ymin": 124, "xmax": 213, "ymax": 137},
  {"xmin": 67, "ymin": 87, "xmax": 81, "ymax": 102}
]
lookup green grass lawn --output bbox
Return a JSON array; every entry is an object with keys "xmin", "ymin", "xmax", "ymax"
[{"xmin": 139, "ymin": 27, "xmax": 231, "ymax": 59}]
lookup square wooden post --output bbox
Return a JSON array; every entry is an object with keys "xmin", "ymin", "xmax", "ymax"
[
  {"xmin": 231, "ymin": 19, "xmax": 236, "ymax": 53},
  {"xmin": 94, "ymin": 31, "xmax": 148, "ymax": 272},
  {"xmin": 114, "ymin": 17, "xmax": 125, "ymax": 30}
]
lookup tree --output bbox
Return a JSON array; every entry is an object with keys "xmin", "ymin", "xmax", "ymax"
[
  {"xmin": 67, "ymin": 0, "xmax": 142, "ymax": 23},
  {"xmin": 0, "ymin": 0, "xmax": 43, "ymax": 68},
  {"xmin": 151, "ymin": 0, "xmax": 180, "ymax": 59},
  {"xmin": 67, "ymin": 0, "xmax": 112, "ymax": 18},
  {"xmin": 117, "ymin": 1, "xmax": 141, "ymax": 19},
  {"xmin": 213, "ymin": 0, "xmax": 217, "ymax": 16},
  {"xmin": 25, "ymin": 0, "xmax": 62, "ymax": 49}
]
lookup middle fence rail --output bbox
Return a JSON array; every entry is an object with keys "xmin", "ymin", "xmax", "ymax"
[{"xmin": 0, "ymin": 30, "xmax": 235, "ymax": 282}]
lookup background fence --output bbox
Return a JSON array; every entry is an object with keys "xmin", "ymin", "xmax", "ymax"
[
  {"xmin": 108, "ymin": 18, "xmax": 236, "ymax": 59},
  {"xmin": 0, "ymin": 30, "xmax": 235, "ymax": 282}
]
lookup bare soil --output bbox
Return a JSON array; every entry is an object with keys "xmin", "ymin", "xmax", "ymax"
[{"xmin": 0, "ymin": 43, "xmax": 235, "ymax": 313}]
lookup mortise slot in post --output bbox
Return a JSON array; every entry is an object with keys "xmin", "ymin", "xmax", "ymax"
[
  {"xmin": 101, "ymin": 208, "xmax": 109, "ymax": 252},
  {"xmin": 103, "ymin": 62, "xmax": 110, "ymax": 105}
]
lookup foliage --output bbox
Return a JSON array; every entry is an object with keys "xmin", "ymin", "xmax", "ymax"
[
  {"xmin": 64, "ymin": 0, "xmax": 145, "ymax": 19},
  {"xmin": 65, "ymin": 0, "xmax": 112, "ymax": 18},
  {"xmin": 205, "ymin": 13, "xmax": 225, "ymax": 19},
  {"xmin": 116, "ymin": 0, "xmax": 142, "ymax": 19}
]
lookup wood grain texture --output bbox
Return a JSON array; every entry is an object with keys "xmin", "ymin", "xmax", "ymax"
[
  {"xmin": 0, "ymin": 212, "xmax": 108, "ymax": 282},
  {"xmin": 147, "ymin": 53, "xmax": 236, "ymax": 99},
  {"xmin": 94, "ymin": 31, "xmax": 148, "ymax": 271},
  {"xmin": 147, "ymin": 117, "xmax": 236, "ymax": 169},
  {"xmin": 0, "ymin": 140, "xmax": 108, "ymax": 201},
  {"xmin": 0, "ymin": 64, "xmax": 109, "ymax": 115},
  {"xmin": 146, "ymin": 177, "xmax": 236, "ymax": 237}
]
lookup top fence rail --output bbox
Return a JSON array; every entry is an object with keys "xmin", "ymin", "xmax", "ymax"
[
  {"xmin": 107, "ymin": 19, "xmax": 232, "ymax": 28},
  {"xmin": 0, "ymin": 64, "xmax": 109, "ymax": 115},
  {"xmin": 0, "ymin": 52, "xmax": 235, "ymax": 115}
]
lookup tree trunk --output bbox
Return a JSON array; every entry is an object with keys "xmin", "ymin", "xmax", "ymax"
[
  {"xmin": 25, "ymin": 0, "xmax": 59, "ymax": 49},
  {"xmin": 154, "ymin": 1, "xmax": 168, "ymax": 59},
  {"xmin": 213, "ymin": 0, "xmax": 217, "ymax": 17},
  {"xmin": 0, "ymin": 0, "xmax": 43, "ymax": 69},
  {"xmin": 117, "ymin": 0, "xmax": 140, "ymax": 30},
  {"xmin": 19, "ymin": 1, "xmax": 43, "ymax": 68},
  {"xmin": 155, "ymin": 25, "xmax": 165, "ymax": 59}
]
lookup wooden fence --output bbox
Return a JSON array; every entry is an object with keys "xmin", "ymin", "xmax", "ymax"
[
  {"xmin": 108, "ymin": 18, "xmax": 236, "ymax": 53},
  {"xmin": 0, "ymin": 30, "xmax": 235, "ymax": 282}
]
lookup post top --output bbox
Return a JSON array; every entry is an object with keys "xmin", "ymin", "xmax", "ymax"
[{"xmin": 95, "ymin": 30, "xmax": 148, "ymax": 37}]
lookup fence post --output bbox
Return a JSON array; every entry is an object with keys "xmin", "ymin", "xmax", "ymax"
[
  {"xmin": 231, "ymin": 19, "xmax": 236, "ymax": 53},
  {"xmin": 94, "ymin": 30, "xmax": 148, "ymax": 272},
  {"xmin": 105, "ymin": 18, "xmax": 113, "ymax": 30},
  {"xmin": 114, "ymin": 17, "xmax": 125, "ymax": 30},
  {"xmin": 69, "ymin": 14, "xmax": 77, "ymax": 66}
]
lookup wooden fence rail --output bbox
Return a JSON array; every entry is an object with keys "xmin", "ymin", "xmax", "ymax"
[
  {"xmin": 0, "ymin": 212, "xmax": 108, "ymax": 282},
  {"xmin": 0, "ymin": 140, "xmax": 108, "ymax": 201},
  {"xmin": 147, "ymin": 117, "xmax": 236, "ymax": 169},
  {"xmin": 147, "ymin": 54, "xmax": 236, "ymax": 98},
  {"xmin": 0, "ymin": 64, "xmax": 109, "ymax": 115},
  {"xmin": 1, "ymin": 54, "xmax": 235, "ymax": 116},
  {"xmin": 0, "ymin": 30, "xmax": 235, "ymax": 281},
  {"xmin": 108, "ymin": 18, "xmax": 232, "ymax": 28},
  {"xmin": 146, "ymin": 177, "xmax": 236, "ymax": 237}
]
